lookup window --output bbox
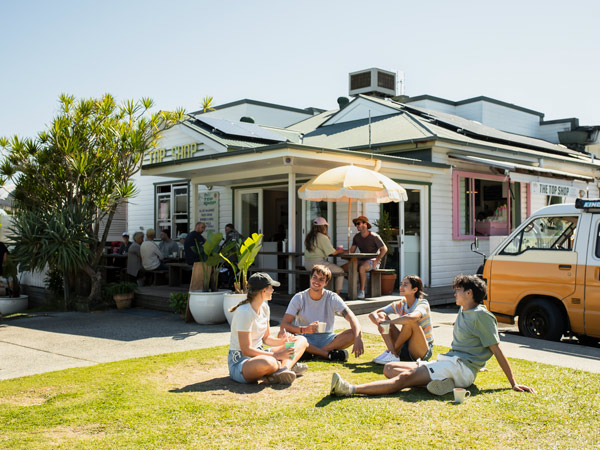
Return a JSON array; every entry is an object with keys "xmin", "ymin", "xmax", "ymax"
[
  {"xmin": 155, "ymin": 182, "xmax": 189, "ymax": 238},
  {"xmin": 501, "ymin": 216, "xmax": 578, "ymax": 255},
  {"xmin": 453, "ymin": 171, "xmax": 519, "ymax": 239},
  {"xmin": 596, "ymin": 223, "xmax": 600, "ymax": 258}
]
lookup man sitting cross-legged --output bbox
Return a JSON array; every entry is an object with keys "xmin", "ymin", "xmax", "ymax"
[
  {"xmin": 280, "ymin": 265, "xmax": 364, "ymax": 362},
  {"xmin": 330, "ymin": 274, "xmax": 535, "ymax": 397}
]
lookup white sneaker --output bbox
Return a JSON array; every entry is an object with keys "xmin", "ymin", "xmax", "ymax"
[
  {"xmin": 357, "ymin": 290, "xmax": 365, "ymax": 300},
  {"xmin": 373, "ymin": 350, "xmax": 400, "ymax": 365},
  {"xmin": 330, "ymin": 372, "xmax": 353, "ymax": 396}
]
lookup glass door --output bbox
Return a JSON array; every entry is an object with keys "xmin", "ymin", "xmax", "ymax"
[
  {"xmin": 383, "ymin": 184, "xmax": 429, "ymax": 285},
  {"xmin": 236, "ymin": 188, "xmax": 263, "ymax": 238}
]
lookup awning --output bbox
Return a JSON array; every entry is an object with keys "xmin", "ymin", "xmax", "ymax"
[{"xmin": 448, "ymin": 153, "xmax": 594, "ymax": 183}]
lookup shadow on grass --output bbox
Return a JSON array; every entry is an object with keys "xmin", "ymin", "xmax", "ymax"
[{"xmin": 169, "ymin": 376, "xmax": 294, "ymax": 394}]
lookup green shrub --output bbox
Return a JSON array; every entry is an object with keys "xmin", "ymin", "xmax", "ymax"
[{"xmin": 169, "ymin": 292, "xmax": 188, "ymax": 315}]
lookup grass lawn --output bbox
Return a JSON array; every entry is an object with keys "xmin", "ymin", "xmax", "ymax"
[{"xmin": 1, "ymin": 333, "xmax": 599, "ymax": 450}]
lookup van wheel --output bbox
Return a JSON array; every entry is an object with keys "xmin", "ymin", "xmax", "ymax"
[{"xmin": 518, "ymin": 299, "xmax": 565, "ymax": 341}]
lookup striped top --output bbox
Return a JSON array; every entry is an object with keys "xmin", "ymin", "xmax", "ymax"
[{"xmin": 383, "ymin": 297, "xmax": 434, "ymax": 345}]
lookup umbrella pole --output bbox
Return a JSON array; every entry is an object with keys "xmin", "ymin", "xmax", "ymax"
[{"xmin": 347, "ymin": 199, "xmax": 351, "ymax": 249}]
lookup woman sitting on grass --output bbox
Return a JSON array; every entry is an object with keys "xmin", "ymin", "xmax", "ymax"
[
  {"xmin": 228, "ymin": 272, "xmax": 309, "ymax": 385},
  {"xmin": 369, "ymin": 275, "xmax": 433, "ymax": 365}
]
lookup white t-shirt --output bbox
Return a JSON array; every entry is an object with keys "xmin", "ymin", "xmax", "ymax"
[
  {"xmin": 285, "ymin": 289, "xmax": 348, "ymax": 333},
  {"xmin": 229, "ymin": 302, "xmax": 270, "ymax": 352},
  {"xmin": 140, "ymin": 241, "xmax": 162, "ymax": 270}
]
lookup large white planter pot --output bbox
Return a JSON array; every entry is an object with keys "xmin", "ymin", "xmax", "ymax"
[
  {"xmin": 188, "ymin": 291, "xmax": 226, "ymax": 325},
  {"xmin": 223, "ymin": 292, "xmax": 247, "ymax": 325},
  {"xmin": 0, "ymin": 295, "xmax": 29, "ymax": 315}
]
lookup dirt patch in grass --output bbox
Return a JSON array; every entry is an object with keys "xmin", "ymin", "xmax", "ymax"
[
  {"xmin": 0, "ymin": 386, "xmax": 55, "ymax": 406},
  {"xmin": 40, "ymin": 425, "xmax": 106, "ymax": 446}
]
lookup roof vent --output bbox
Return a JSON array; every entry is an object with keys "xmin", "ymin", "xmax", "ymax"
[
  {"xmin": 349, "ymin": 68, "xmax": 396, "ymax": 98},
  {"xmin": 240, "ymin": 116, "xmax": 255, "ymax": 123}
]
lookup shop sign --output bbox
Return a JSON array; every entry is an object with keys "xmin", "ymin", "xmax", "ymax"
[
  {"xmin": 198, "ymin": 192, "xmax": 219, "ymax": 233},
  {"xmin": 146, "ymin": 143, "xmax": 201, "ymax": 164},
  {"xmin": 531, "ymin": 182, "xmax": 580, "ymax": 198}
]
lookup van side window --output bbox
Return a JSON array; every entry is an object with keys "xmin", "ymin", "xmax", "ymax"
[
  {"xmin": 596, "ymin": 224, "xmax": 600, "ymax": 258},
  {"xmin": 501, "ymin": 216, "xmax": 578, "ymax": 255}
]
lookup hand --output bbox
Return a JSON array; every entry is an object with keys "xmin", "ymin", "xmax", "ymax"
[
  {"xmin": 512, "ymin": 384, "xmax": 536, "ymax": 394},
  {"xmin": 305, "ymin": 322, "xmax": 318, "ymax": 334},
  {"xmin": 352, "ymin": 336, "xmax": 364, "ymax": 358},
  {"xmin": 274, "ymin": 347, "xmax": 294, "ymax": 361},
  {"xmin": 278, "ymin": 329, "xmax": 292, "ymax": 341}
]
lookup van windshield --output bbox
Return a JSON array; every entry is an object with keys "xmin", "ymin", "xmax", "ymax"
[{"xmin": 501, "ymin": 216, "xmax": 578, "ymax": 254}]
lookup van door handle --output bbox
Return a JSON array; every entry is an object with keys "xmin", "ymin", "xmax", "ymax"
[{"xmin": 558, "ymin": 265, "xmax": 571, "ymax": 270}]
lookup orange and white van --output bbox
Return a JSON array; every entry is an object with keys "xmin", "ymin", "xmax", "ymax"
[{"xmin": 482, "ymin": 198, "xmax": 600, "ymax": 342}]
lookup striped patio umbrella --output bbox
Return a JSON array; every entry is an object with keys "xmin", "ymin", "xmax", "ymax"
[{"xmin": 298, "ymin": 164, "xmax": 407, "ymax": 247}]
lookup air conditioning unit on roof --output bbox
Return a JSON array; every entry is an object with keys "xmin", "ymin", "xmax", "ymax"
[{"xmin": 349, "ymin": 68, "xmax": 396, "ymax": 98}]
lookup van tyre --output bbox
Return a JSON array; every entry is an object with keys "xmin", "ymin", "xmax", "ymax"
[{"xmin": 518, "ymin": 299, "xmax": 565, "ymax": 341}]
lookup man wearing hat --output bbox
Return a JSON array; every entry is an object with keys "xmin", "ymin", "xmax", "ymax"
[
  {"xmin": 117, "ymin": 232, "xmax": 132, "ymax": 255},
  {"xmin": 342, "ymin": 215, "xmax": 387, "ymax": 299}
]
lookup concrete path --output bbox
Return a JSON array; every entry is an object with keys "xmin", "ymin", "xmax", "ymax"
[{"xmin": 1, "ymin": 305, "xmax": 599, "ymax": 381}]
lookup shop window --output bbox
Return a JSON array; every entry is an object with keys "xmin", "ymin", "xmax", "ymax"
[
  {"xmin": 596, "ymin": 224, "xmax": 600, "ymax": 258},
  {"xmin": 453, "ymin": 171, "xmax": 518, "ymax": 239},
  {"xmin": 155, "ymin": 182, "xmax": 189, "ymax": 238},
  {"xmin": 501, "ymin": 216, "xmax": 578, "ymax": 255}
]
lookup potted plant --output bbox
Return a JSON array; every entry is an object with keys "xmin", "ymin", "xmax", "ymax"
[
  {"xmin": 220, "ymin": 233, "xmax": 263, "ymax": 324},
  {"xmin": 373, "ymin": 210, "xmax": 397, "ymax": 295},
  {"xmin": 105, "ymin": 281, "xmax": 138, "ymax": 309},
  {"xmin": 188, "ymin": 231, "xmax": 227, "ymax": 324},
  {"xmin": 0, "ymin": 255, "xmax": 28, "ymax": 315}
]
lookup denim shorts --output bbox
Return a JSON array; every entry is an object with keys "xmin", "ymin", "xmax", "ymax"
[
  {"xmin": 399, "ymin": 341, "xmax": 434, "ymax": 362},
  {"xmin": 301, "ymin": 332, "xmax": 337, "ymax": 349},
  {"xmin": 228, "ymin": 350, "xmax": 251, "ymax": 383}
]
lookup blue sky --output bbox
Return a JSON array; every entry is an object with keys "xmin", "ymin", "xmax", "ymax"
[{"xmin": 2, "ymin": 0, "xmax": 599, "ymax": 138}]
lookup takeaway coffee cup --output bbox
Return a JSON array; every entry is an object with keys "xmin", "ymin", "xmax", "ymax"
[
  {"xmin": 380, "ymin": 322, "xmax": 390, "ymax": 334},
  {"xmin": 317, "ymin": 322, "xmax": 327, "ymax": 333},
  {"xmin": 453, "ymin": 388, "xmax": 471, "ymax": 403},
  {"xmin": 285, "ymin": 341, "xmax": 295, "ymax": 359}
]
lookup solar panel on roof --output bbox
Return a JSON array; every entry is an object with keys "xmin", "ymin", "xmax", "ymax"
[{"xmin": 195, "ymin": 116, "xmax": 286, "ymax": 142}]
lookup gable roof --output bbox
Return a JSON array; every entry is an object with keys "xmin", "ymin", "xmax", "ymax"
[{"xmin": 190, "ymin": 98, "xmax": 325, "ymax": 116}]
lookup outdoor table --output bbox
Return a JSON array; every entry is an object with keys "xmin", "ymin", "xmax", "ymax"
[
  {"xmin": 103, "ymin": 253, "xmax": 128, "ymax": 268},
  {"xmin": 259, "ymin": 251, "xmax": 304, "ymax": 294},
  {"xmin": 340, "ymin": 252, "xmax": 378, "ymax": 300},
  {"xmin": 166, "ymin": 261, "xmax": 192, "ymax": 287}
]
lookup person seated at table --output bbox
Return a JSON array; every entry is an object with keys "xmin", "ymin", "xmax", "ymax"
[
  {"xmin": 223, "ymin": 223, "xmax": 242, "ymax": 246},
  {"xmin": 177, "ymin": 233, "xmax": 187, "ymax": 255},
  {"xmin": 330, "ymin": 275, "xmax": 535, "ymax": 398},
  {"xmin": 127, "ymin": 231, "xmax": 144, "ymax": 285},
  {"xmin": 117, "ymin": 232, "xmax": 131, "ymax": 255},
  {"xmin": 304, "ymin": 217, "xmax": 345, "ymax": 295},
  {"xmin": 229, "ymin": 273, "xmax": 309, "ymax": 385},
  {"xmin": 341, "ymin": 215, "xmax": 387, "ymax": 300},
  {"xmin": 368, "ymin": 275, "xmax": 434, "ymax": 365},
  {"xmin": 280, "ymin": 265, "xmax": 364, "ymax": 362},
  {"xmin": 158, "ymin": 231, "xmax": 179, "ymax": 259},
  {"xmin": 141, "ymin": 229, "xmax": 167, "ymax": 272}
]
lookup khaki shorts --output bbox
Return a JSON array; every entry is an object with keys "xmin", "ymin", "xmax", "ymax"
[{"xmin": 421, "ymin": 354, "xmax": 476, "ymax": 388}]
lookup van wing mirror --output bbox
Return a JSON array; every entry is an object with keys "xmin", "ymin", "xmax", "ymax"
[{"xmin": 471, "ymin": 237, "xmax": 479, "ymax": 251}]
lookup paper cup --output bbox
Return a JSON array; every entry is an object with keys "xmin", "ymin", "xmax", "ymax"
[
  {"xmin": 285, "ymin": 341, "xmax": 295, "ymax": 359},
  {"xmin": 380, "ymin": 322, "xmax": 390, "ymax": 334},
  {"xmin": 317, "ymin": 322, "xmax": 327, "ymax": 333}
]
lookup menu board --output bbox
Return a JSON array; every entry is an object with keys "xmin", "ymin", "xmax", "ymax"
[{"xmin": 198, "ymin": 191, "xmax": 219, "ymax": 233}]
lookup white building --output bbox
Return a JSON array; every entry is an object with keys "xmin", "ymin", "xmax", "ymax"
[{"xmin": 129, "ymin": 74, "xmax": 600, "ymax": 291}]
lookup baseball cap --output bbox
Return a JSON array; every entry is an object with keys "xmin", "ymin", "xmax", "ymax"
[
  {"xmin": 352, "ymin": 215, "xmax": 372, "ymax": 229},
  {"xmin": 313, "ymin": 217, "xmax": 329, "ymax": 226},
  {"xmin": 122, "ymin": 232, "xmax": 129, "ymax": 237},
  {"xmin": 248, "ymin": 273, "xmax": 281, "ymax": 291}
]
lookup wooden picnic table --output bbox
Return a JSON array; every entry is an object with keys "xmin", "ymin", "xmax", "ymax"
[{"xmin": 340, "ymin": 252, "xmax": 378, "ymax": 300}]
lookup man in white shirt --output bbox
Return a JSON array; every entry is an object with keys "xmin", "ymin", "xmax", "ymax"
[
  {"xmin": 281, "ymin": 264, "xmax": 364, "ymax": 362},
  {"xmin": 140, "ymin": 229, "xmax": 167, "ymax": 271}
]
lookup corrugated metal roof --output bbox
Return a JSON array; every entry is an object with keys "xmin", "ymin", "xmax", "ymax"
[{"xmin": 286, "ymin": 109, "xmax": 338, "ymax": 134}]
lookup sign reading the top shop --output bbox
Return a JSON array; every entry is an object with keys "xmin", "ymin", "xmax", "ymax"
[
  {"xmin": 145, "ymin": 143, "xmax": 202, "ymax": 165},
  {"xmin": 531, "ymin": 182, "xmax": 580, "ymax": 198}
]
